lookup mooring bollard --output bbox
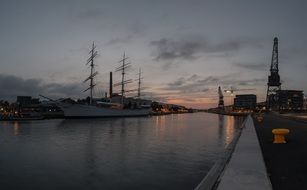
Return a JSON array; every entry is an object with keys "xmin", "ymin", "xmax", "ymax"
[{"xmin": 272, "ymin": 129, "xmax": 290, "ymax": 144}]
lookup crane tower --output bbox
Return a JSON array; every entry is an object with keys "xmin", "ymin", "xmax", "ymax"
[
  {"xmin": 218, "ymin": 86, "xmax": 224, "ymax": 110},
  {"xmin": 266, "ymin": 37, "xmax": 282, "ymax": 110}
]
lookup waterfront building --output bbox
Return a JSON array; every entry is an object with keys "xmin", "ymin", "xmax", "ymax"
[
  {"xmin": 17, "ymin": 96, "xmax": 32, "ymax": 106},
  {"xmin": 277, "ymin": 90, "xmax": 304, "ymax": 111},
  {"xmin": 234, "ymin": 94, "xmax": 257, "ymax": 110}
]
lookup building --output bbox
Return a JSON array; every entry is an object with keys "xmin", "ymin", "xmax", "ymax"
[
  {"xmin": 277, "ymin": 90, "xmax": 304, "ymax": 111},
  {"xmin": 17, "ymin": 96, "xmax": 32, "ymax": 106},
  {"xmin": 234, "ymin": 94, "xmax": 257, "ymax": 110}
]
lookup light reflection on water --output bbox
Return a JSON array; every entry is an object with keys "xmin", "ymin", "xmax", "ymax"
[
  {"xmin": 13, "ymin": 122, "xmax": 20, "ymax": 136},
  {"xmin": 0, "ymin": 113, "xmax": 244, "ymax": 190}
]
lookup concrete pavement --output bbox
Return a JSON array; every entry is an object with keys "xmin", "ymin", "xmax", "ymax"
[
  {"xmin": 217, "ymin": 116, "xmax": 272, "ymax": 190},
  {"xmin": 254, "ymin": 113, "xmax": 307, "ymax": 190}
]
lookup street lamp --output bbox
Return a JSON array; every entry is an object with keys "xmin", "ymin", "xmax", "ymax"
[{"xmin": 224, "ymin": 90, "xmax": 234, "ymax": 110}]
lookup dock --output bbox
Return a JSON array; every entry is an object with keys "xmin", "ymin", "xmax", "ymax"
[
  {"xmin": 195, "ymin": 115, "xmax": 272, "ymax": 190},
  {"xmin": 254, "ymin": 113, "xmax": 307, "ymax": 190},
  {"xmin": 195, "ymin": 112, "xmax": 307, "ymax": 190}
]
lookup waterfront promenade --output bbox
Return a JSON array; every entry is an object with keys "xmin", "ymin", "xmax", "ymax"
[
  {"xmin": 195, "ymin": 115, "xmax": 272, "ymax": 190},
  {"xmin": 254, "ymin": 113, "xmax": 307, "ymax": 190}
]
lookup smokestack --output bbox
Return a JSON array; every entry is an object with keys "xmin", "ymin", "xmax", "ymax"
[{"xmin": 109, "ymin": 72, "xmax": 113, "ymax": 98}]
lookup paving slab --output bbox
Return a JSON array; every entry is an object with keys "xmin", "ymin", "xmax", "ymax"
[
  {"xmin": 217, "ymin": 116, "xmax": 272, "ymax": 190},
  {"xmin": 254, "ymin": 113, "xmax": 307, "ymax": 190}
]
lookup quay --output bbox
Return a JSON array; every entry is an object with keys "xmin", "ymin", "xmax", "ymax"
[
  {"xmin": 254, "ymin": 113, "xmax": 307, "ymax": 190},
  {"xmin": 195, "ymin": 115, "xmax": 272, "ymax": 190},
  {"xmin": 196, "ymin": 112, "xmax": 307, "ymax": 190}
]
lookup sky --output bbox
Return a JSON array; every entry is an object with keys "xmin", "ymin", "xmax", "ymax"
[{"xmin": 0, "ymin": 0, "xmax": 306, "ymax": 108}]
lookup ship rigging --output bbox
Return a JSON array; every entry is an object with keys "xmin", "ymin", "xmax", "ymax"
[{"xmin": 83, "ymin": 42, "xmax": 98, "ymax": 105}]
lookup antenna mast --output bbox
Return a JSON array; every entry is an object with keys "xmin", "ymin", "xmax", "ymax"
[
  {"xmin": 84, "ymin": 42, "xmax": 98, "ymax": 105},
  {"xmin": 266, "ymin": 37, "xmax": 281, "ymax": 110}
]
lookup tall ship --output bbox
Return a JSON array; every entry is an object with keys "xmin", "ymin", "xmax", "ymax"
[{"xmin": 57, "ymin": 42, "xmax": 151, "ymax": 118}]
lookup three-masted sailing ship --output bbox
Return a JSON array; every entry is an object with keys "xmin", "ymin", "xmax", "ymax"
[{"xmin": 58, "ymin": 42, "xmax": 151, "ymax": 118}]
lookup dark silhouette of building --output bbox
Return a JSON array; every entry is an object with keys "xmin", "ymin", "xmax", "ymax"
[
  {"xmin": 234, "ymin": 94, "xmax": 257, "ymax": 110},
  {"xmin": 277, "ymin": 90, "xmax": 304, "ymax": 111},
  {"xmin": 17, "ymin": 96, "xmax": 32, "ymax": 106}
]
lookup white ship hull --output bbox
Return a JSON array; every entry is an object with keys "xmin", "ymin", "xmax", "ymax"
[{"xmin": 59, "ymin": 103, "xmax": 151, "ymax": 118}]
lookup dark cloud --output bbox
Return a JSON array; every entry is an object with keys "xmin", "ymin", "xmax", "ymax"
[
  {"xmin": 197, "ymin": 76, "xmax": 219, "ymax": 84},
  {"xmin": 150, "ymin": 37, "xmax": 262, "ymax": 61},
  {"xmin": 236, "ymin": 78, "xmax": 266, "ymax": 86},
  {"xmin": 150, "ymin": 38, "xmax": 202, "ymax": 61},
  {"xmin": 162, "ymin": 74, "xmax": 265, "ymax": 95},
  {"xmin": 106, "ymin": 21, "xmax": 147, "ymax": 45},
  {"xmin": 187, "ymin": 74, "xmax": 200, "ymax": 81},
  {"xmin": 232, "ymin": 62, "xmax": 267, "ymax": 71},
  {"xmin": 76, "ymin": 9, "xmax": 105, "ymax": 20},
  {"xmin": 0, "ymin": 74, "xmax": 84, "ymax": 101},
  {"xmin": 168, "ymin": 77, "xmax": 186, "ymax": 86},
  {"xmin": 107, "ymin": 36, "xmax": 133, "ymax": 45},
  {"xmin": 164, "ymin": 75, "xmax": 220, "ymax": 94}
]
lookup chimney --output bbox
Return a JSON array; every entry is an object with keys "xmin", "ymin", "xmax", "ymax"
[{"xmin": 109, "ymin": 72, "xmax": 113, "ymax": 98}]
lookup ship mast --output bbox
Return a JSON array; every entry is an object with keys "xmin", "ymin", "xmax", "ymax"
[
  {"xmin": 115, "ymin": 52, "xmax": 132, "ymax": 105},
  {"xmin": 84, "ymin": 42, "xmax": 98, "ymax": 105},
  {"xmin": 137, "ymin": 68, "xmax": 143, "ymax": 98}
]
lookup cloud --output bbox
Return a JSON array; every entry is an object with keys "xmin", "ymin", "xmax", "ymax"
[
  {"xmin": 106, "ymin": 20, "xmax": 147, "ymax": 45},
  {"xmin": 236, "ymin": 78, "xmax": 266, "ymax": 86},
  {"xmin": 150, "ymin": 37, "xmax": 262, "ymax": 61},
  {"xmin": 187, "ymin": 74, "xmax": 200, "ymax": 81},
  {"xmin": 107, "ymin": 36, "xmax": 133, "ymax": 45},
  {"xmin": 168, "ymin": 77, "xmax": 186, "ymax": 86},
  {"xmin": 160, "ymin": 74, "xmax": 265, "ymax": 96},
  {"xmin": 232, "ymin": 62, "xmax": 267, "ymax": 71},
  {"xmin": 162, "ymin": 75, "xmax": 220, "ymax": 95},
  {"xmin": 76, "ymin": 9, "xmax": 105, "ymax": 20},
  {"xmin": 197, "ymin": 76, "xmax": 219, "ymax": 84},
  {"xmin": 150, "ymin": 38, "xmax": 202, "ymax": 61},
  {"xmin": 0, "ymin": 74, "xmax": 85, "ymax": 101}
]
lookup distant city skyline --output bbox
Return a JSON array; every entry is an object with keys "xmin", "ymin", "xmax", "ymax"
[{"xmin": 0, "ymin": 0, "xmax": 306, "ymax": 108}]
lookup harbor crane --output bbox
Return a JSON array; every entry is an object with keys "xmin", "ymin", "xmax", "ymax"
[
  {"xmin": 218, "ymin": 86, "xmax": 224, "ymax": 110},
  {"xmin": 266, "ymin": 37, "xmax": 282, "ymax": 110}
]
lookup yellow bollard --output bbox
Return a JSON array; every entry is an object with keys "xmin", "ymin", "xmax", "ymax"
[{"xmin": 272, "ymin": 129, "xmax": 290, "ymax": 144}]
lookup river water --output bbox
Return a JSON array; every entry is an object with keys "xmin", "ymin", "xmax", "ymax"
[{"xmin": 0, "ymin": 113, "xmax": 244, "ymax": 190}]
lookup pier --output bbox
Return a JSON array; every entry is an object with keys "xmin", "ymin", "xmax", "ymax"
[
  {"xmin": 196, "ymin": 113, "xmax": 307, "ymax": 190},
  {"xmin": 254, "ymin": 113, "xmax": 307, "ymax": 190},
  {"xmin": 195, "ymin": 115, "xmax": 272, "ymax": 190}
]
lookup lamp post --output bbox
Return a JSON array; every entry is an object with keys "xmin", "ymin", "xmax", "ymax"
[{"xmin": 225, "ymin": 90, "xmax": 234, "ymax": 111}]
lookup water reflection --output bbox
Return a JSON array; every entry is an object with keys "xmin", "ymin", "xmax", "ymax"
[
  {"xmin": 13, "ymin": 122, "xmax": 20, "ymax": 136},
  {"xmin": 155, "ymin": 115, "xmax": 166, "ymax": 138},
  {"xmin": 217, "ymin": 115, "xmax": 245, "ymax": 147},
  {"xmin": 218, "ymin": 114, "xmax": 224, "ymax": 142},
  {"xmin": 85, "ymin": 123, "xmax": 98, "ymax": 189},
  {"xmin": 0, "ymin": 113, "xmax": 244, "ymax": 190},
  {"xmin": 225, "ymin": 116, "xmax": 235, "ymax": 146}
]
